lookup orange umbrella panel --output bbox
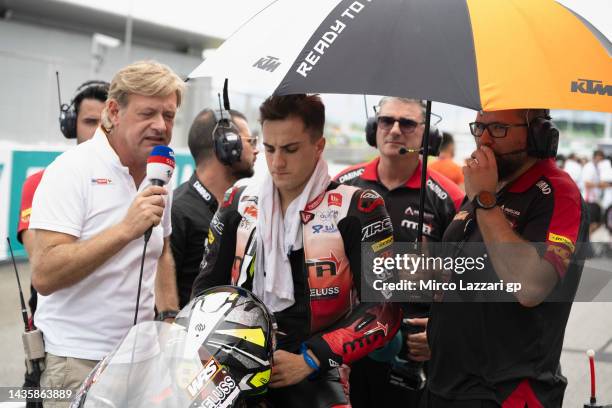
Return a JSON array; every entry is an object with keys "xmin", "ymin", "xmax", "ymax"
[{"xmin": 468, "ymin": 0, "xmax": 612, "ymax": 112}]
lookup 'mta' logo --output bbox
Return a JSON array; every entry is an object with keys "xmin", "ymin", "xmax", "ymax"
[
  {"xmin": 253, "ymin": 56, "xmax": 281, "ymax": 72},
  {"xmin": 571, "ymin": 79, "xmax": 612, "ymax": 96}
]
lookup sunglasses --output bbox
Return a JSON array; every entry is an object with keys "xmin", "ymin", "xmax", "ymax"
[
  {"xmin": 377, "ymin": 116, "xmax": 424, "ymax": 134},
  {"xmin": 242, "ymin": 136, "xmax": 258, "ymax": 148}
]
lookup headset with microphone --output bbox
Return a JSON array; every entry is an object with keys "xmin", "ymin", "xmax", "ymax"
[
  {"xmin": 212, "ymin": 79, "xmax": 243, "ymax": 166},
  {"xmin": 365, "ymin": 115, "xmax": 442, "ymax": 156},
  {"xmin": 57, "ymin": 77, "xmax": 109, "ymax": 140}
]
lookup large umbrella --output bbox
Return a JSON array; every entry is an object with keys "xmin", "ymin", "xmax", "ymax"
[
  {"xmin": 189, "ymin": 0, "xmax": 612, "ymax": 240},
  {"xmin": 190, "ymin": 0, "xmax": 610, "ymax": 112}
]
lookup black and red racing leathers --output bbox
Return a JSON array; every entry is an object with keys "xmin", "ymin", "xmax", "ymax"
[{"xmin": 192, "ymin": 180, "xmax": 401, "ymax": 374}]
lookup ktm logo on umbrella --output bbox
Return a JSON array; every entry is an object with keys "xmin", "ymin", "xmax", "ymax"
[
  {"xmin": 571, "ymin": 79, "xmax": 611, "ymax": 96},
  {"xmin": 253, "ymin": 56, "xmax": 281, "ymax": 72}
]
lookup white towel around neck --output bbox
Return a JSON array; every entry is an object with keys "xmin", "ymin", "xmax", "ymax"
[{"xmin": 254, "ymin": 158, "xmax": 331, "ymax": 312}]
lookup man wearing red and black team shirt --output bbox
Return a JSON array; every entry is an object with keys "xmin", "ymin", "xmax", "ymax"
[
  {"xmin": 425, "ymin": 109, "xmax": 588, "ymax": 407},
  {"xmin": 335, "ymin": 97, "xmax": 463, "ymax": 408}
]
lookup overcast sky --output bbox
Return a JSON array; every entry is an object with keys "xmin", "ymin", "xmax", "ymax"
[
  {"xmin": 58, "ymin": 0, "xmax": 272, "ymax": 40},
  {"xmin": 55, "ymin": 0, "xmax": 610, "ymax": 138},
  {"xmin": 57, "ymin": 0, "xmax": 610, "ymax": 42}
]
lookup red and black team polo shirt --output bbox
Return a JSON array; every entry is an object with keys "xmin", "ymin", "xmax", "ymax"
[
  {"xmin": 427, "ymin": 159, "xmax": 589, "ymax": 407},
  {"xmin": 335, "ymin": 157, "xmax": 464, "ymax": 243}
]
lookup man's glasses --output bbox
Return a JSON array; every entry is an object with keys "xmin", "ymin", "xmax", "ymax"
[
  {"xmin": 377, "ymin": 116, "xmax": 424, "ymax": 134},
  {"xmin": 469, "ymin": 122, "xmax": 528, "ymax": 138}
]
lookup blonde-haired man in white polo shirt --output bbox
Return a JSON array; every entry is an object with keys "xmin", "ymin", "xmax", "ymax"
[{"xmin": 29, "ymin": 60, "xmax": 185, "ymax": 407}]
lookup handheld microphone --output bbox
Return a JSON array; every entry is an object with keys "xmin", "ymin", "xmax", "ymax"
[
  {"xmin": 144, "ymin": 145, "xmax": 175, "ymax": 241},
  {"xmin": 134, "ymin": 145, "xmax": 175, "ymax": 326}
]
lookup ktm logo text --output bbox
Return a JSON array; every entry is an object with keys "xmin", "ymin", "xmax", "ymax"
[
  {"xmin": 571, "ymin": 79, "xmax": 611, "ymax": 96},
  {"xmin": 253, "ymin": 56, "xmax": 281, "ymax": 72}
]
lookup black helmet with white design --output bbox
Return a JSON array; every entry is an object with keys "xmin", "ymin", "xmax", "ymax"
[{"xmin": 176, "ymin": 286, "xmax": 276, "ymax": 398}]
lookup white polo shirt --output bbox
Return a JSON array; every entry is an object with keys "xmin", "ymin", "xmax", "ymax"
[{"xmin": 30, "ymin": 128, "xmax": 173, "ymax": 360}]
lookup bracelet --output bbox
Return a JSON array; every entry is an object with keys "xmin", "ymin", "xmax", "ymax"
[{"xmin": 300, "ymin": 343, "xmax": 320, "ymax": 379}]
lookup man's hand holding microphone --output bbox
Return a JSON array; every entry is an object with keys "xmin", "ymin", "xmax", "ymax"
[
  {"xmin": 120, "ymin": 145, "xmax": 175, "ymax": 242},
  {"xmin": 121, "ymin": 186, "xmax": 168, "ymax": 241},
  {"xmin": 129, "ymin": 145, "xmax": 176, "ymax": 325}
]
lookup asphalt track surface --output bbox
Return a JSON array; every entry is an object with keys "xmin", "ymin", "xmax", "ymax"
[{"xmin": 0, "ymin": 258, "xmax": 610, "ymax": 407}]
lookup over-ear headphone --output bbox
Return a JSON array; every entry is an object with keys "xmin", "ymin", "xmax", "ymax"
[
  {"xmin": 59, "ymin": 80, "xmax": 109, "ymax": 139},
  {"xmin": 365, "ymin": 116, "xmax": 442, "ymax": 156},
  {"xmin": 212, "ymin": 109, "xmax": 243, "ymax": 165},
  {"xmin": 526, "ymin": 116, "xmax": 559, "ymax": 159}
]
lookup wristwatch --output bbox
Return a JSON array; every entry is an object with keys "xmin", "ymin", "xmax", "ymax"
[
  {"xmin": 156, "ymin": 310, "xmax": 179, "ymax": 321},
  {"xmin": 472, "ymin": 191, "xmax": 497, "ymax": 210}
]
